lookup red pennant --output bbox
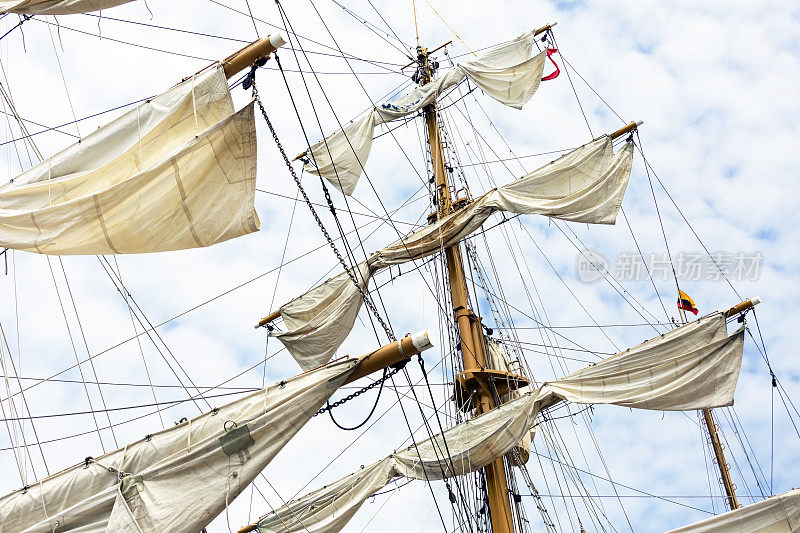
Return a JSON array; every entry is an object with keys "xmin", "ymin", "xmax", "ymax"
[{"xmin": 542, "ymin": 48, "xmax": 560, "ymax": 81}]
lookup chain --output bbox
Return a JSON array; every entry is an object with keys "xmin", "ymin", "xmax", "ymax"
[
  {"xmin": 252, "ymin": 80, "xmax": 395, "ymax": 342},
  {"xmin": 314, "ymin": 365, "xmax": 402, "ymax": 416}
]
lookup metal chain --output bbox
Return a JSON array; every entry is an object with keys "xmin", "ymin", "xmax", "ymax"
[
  {"xmin": 252, "ymin": 81, "xmax": 395, "ymax": 342},
  {"xmin": 314, "ymin": 365, "xmax": 402, "ymax": 416}
]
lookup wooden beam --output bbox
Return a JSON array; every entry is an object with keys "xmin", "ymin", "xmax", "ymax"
[
  {"xmin": 401, "ymin": 40, "xmax": 453, "ymax": 70},
  {"xmin": 534, "ymin": 21, "xmax": 557, "ymax": 36},
  {"xmin": 223, "ymin": 33, "xmax": 287, "ymax": 79},
  {"xmin": 344, "ymin": 330, "xmax": 434, "ymax": 384},
  {"xmin": 723, "ymin": 296, "xmax": 761, "ymax": 318},
  {"xmin": 255, "ymin": 310, "xmax": 281, "ymax": 329},
  {"xmin": 610, "ymin": 120, "xmax": 643, "ymax": 140},
  {"xmin": 236, "ymin": 331, "xmax": 434, "ymax": 533}
]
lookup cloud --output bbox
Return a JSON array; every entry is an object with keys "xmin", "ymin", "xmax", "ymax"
[{"xmin": 0, "ymin": 1, "xmax": 798, "ymax": 532}]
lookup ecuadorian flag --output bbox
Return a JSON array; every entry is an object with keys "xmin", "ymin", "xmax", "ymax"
[{"xmin": 678, "ymin": 290, "xmax": 698, "ymax": 315}]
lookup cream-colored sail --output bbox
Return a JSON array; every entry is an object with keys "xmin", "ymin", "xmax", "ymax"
[
  {"xmin": 256, "ymin": 457, "xmax": 396, "ymax": 533},
  {"xmin": 537, "ymin": 312, "xmax": 745, "ymax": 411},
  {"xmin": 272, "ymin": 261, "xmax": 371, "ymax": 371},
  {"xmin": 303, "ymin": 31, "xmax": 546, "ymax": 195},
  {"xmin": 273, "ymin": 136, "xmax": 633, "ymax": 369},
  {"xmin": 0, "ymin": 359, "xmax": 359, "ymax": 533},
  {"xmin": 666, "ymin": 488, "xmax": 800, "ymax": 533},
  {"xmin": 254, "ymin": 316, "xmax": 746, "ymax": 533},
  {"xmin": 0, "ymin": 0, "xmax": 133, "ymax": 14},
  {"xmin": 256, "ymin": 393, "xmax": 541, "ymax": 533},
  {"xmin": 0, "ymin": 65, "xmax": 259, "ymax": 255}
]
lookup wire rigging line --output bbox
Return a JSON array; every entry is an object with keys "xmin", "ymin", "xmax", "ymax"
[
  {"xmin": 0, "ymin": 388, "xmax": 256, "ymax": 422},
  {"xmin": 46, "ymin": 257, "xmax": 107, "ymax": 452},
  {"xmin": 57, "ymin": 258, "xmax": 118, "ymax": 448}
]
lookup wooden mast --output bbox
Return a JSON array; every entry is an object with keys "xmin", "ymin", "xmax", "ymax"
[
  {"xmin": 693, "ymin": 296, "xmax": 761, "ymax": 510},
  {"xmin": 417, "ymin": 43, "xmax": 516, "ymax": 533}
]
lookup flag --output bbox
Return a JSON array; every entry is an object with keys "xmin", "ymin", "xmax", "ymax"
[{"xmin": 678, "ymin": 290, "xmax": 699, "ymax": 315}]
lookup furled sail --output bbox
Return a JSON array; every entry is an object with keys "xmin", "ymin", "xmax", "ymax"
[
  {"xmin": 255, "ymin": 316, "xmax": 745, "ymax": 533},
  {"xmin": 273, "ymin": 135, "xmax": 633, "ymax": 369},
  {"xmin": 0, "ymin": 0, "xmax": 134, "ymax": 15},
  {"xmin": 272, "ymin": 261, "xmax": 371, "ymax": 371},
  {"xmin": 256, "ymin": 457, "xmax": 397, "ymax": 533},
  {"xmin": 537, "ymin": 312, "xmax": 745, "ymax": 411},
  {"xmin": 257, "ymin": 393, "xmax": 541, "ymax": 533},
  {"xmin": 0, "ymin": 64, "xmax": 260, "ymax": 255},
  {"xmin": 0, "ymin": 359, "xmax": 359, "ymax": 533},
  {"xmin": 303, "ymin": 31, "xmax": 547, "ymax": 195},
  {"xmin": 666, "ymin": 488, "xmax": 800, "ymax": 533}
]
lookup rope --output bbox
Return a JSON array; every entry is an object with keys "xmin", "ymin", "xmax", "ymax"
[{"xmin": 252, "ymin": 79, "xmax": 396, "ymax": 342}]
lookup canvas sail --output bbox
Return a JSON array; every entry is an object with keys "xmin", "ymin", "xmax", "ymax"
[
  {"xmin": 273, "ymin": 136, "xmax": 633, "ymax": 369},
  {"xmin": 0, "ymin": 64, "xmax": 260, "ymax": 255},
  {"xmin": 0, "ymin": 0, "xmax": 134, "ymax": 14},
  {"xmin": 255, "ymin": 316, "xmax": 746, "ymax": 533},
  {"xmin": 537, "ymin": 312, "xmax": 745, "ymax": 411},
  {"xmin": 271, "ymin": 261, "xmax": 372, "ymax": 371},
  {"xmin": 0, "ymin": 359, "xmax": 359, "ymax": 533},
  {"xmin": 303, "ymin": 31, "xmax": 547, "ymax": 195},
  {"xmin": 666, "ymin": 488, "xmax": 800, "ymax": 533}
]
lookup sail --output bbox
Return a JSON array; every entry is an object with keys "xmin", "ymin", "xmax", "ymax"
[
  {"xmin": 0, "ymin": 359, "xmax": 359, "ymax": 533},
  {"xmin": 256, "ymin": 457, "xmax": 396, "ymax": 533},
  {"xmin": 253, "ymin": 317, "xmax": 745, "ymax": 532},
  {"xmin": 274, "ymin": 136, "xmax": 633, "ymax": 369},
  {"xmin": 255, "ymin": 393, "xmax": 541, "ymax": 533},
  {"xmin": 0, "ymin": 65, "xmax": 260, "ymax": 255},
  {"xmin": 303, "ymin": 31, "xmax": 547, "ymax": 195},
  {"xmin": 271, "ymin": 261, "xmax": 372, "ymax": 371},
  {"xmin": 538, "ymin": 312, "xmax": 745, "ymax": 411},
  {"xmin": 0, "ymin": 0, "xmax": 133, "ymax": 14},
  {"xmin": 666, "ymin": 488, "xmax": 800, "ymax": 533}
]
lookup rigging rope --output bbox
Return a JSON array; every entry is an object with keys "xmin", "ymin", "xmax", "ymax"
[{"xmin": 252, "ymin": 77, "xmax": 396, "ymax": 343}]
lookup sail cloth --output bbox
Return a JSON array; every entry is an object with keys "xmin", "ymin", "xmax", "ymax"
[
  {"xmin": 666, "ymin": 488, "xmax": 800, "ymax": 533},
  {"xmin": 273, "ymin": 136, "xmax": 634, "ymax": 370},
  {"xmin": 303, "ymin": 32, "xmax": 547, "ymax": 195},
  {"xmin": 256, "ymin": 457, "xmax": 396, "ymax": 533},
  {"xmin": 257, "ymin": 318, "xmax": 746, "ymax": 533},
  {"xmin": 0, "ymin": 0, "xmax": 134, "ymax": 14},
  {"xmin": 272, "ymin": 261, "xmax": 371, "ymax": 371},
  {"xmin": 0, "ymin": 359, "xmax": 359, "ymax": 533},
  {"xmin": 0, "ymin": 64, "xmax": 260, "ymax": 255},
  {"xmin": 257, "ymin": 393, "xmax": 542, "ymax": 533},
  {"xmin": 538, "ymin": 312, "xmax": 745, "ymax": 411}
]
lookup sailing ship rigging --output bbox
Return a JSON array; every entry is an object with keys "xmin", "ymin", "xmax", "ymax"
[{"xmin": 0, "ymin": 1, "xmax": 797, "ymax": 532}]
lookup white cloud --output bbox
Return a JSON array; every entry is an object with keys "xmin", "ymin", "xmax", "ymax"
[{"xmin": 0, "ymin": 0, "xmax": 799, "ymax": 531}]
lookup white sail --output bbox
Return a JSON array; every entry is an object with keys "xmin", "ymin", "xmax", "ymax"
[
  {"xmin": 255, "ymin": 393, "xmax": 541, "ymax": 533},
  {"xmin": 0, "ymin": 65, "xmax": 260, "ymax": 255},
  {"xmin": 538, "ymin": 312, "xmax": 745, "ymax": 411},
  {"xmin": 666, "ymin": 488, "xmax": 800, "ymax": 533},
  {"xmin": 274, "ymin": 136, "xmax": 633, "ymax": 369},
  {"xmin": 256, "ymin": 457, "xmax": 396, "ymax": 533},
  {"xmin": 0, "ymin": 359, "xmax": 359, "ymax": 533},
  {"xmin": 255, "ymin": 317, "xmax": 745, "ymax": 532},
  {"xmin": 303, "ymin": 32, "xmax": 546, "ymax": 195},
  {"xmin": 271, "ymin": 261, "xmax": 372, "ymax": 371},
  {"xmin": 0, "ymin": 0, "xmax": 133, "ymax": 14}
]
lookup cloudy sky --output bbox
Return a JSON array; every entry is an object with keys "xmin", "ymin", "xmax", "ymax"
[{"xmin": 0, "ymin": 0, "xmax": 799, "ymax": 531}]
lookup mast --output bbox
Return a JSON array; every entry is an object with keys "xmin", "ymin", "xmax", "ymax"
[
  {"xmin": 701, "ymin": 408, "xmax": 739, "ymax": 510},
  {"xmin": 693, "ymin": 297, "xmax": 760, "ymax": 510},
  {"xmin": 417, "ymin": 43, "xmax": 517, "ymax": 533}
]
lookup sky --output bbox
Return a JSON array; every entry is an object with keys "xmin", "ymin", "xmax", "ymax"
[{"xmin": 0, "ymin": 0, "xmax": 799, "ymax": 531}]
